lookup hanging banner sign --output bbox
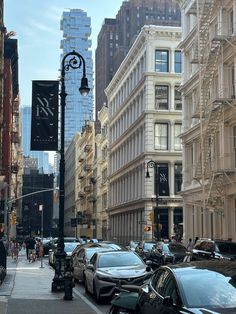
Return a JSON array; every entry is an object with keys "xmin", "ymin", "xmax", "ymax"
[
  {"xmin": 158, "ymin": 165, "xmax": 169, "ymax": 196},
  {"xmin": 31, "ymin": 80, "xmax": 59, "ymax": 151}
]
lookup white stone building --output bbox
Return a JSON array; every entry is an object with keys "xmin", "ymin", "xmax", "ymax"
[
  {"xmin": 105, "ymin": 25, "xmax": 182, "ymax": 244},
  {"xmin": 178, "ymin": 0, "xmax": 236, "ymax": 241}
]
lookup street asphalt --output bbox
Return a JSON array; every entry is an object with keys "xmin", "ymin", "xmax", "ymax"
[{"xmin": 0, "ymin": 249, "xmax": 98, "ymax": 314}]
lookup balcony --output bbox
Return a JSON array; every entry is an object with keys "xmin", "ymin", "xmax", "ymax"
[
  {"xmin": 84, "ymin": 145, "xmax": 92, "ymax": 153},
  {"xmin": 11, "ymin": 163, "xmax": 18, "ymax": 174},
  {"xmin": 88, "ymin": 196, "xmax": 97, "ymax": 203},
  {"xmin": 84, "ymin": 124, "xmax": 92, "ymax": 133},
  {"xmin": 84, "ymin": 185, "xmax": 91, "ymax": 193},
  {"xmin": 78, "ymin": 156, "xmax": 84, "ymax": 162},
  {"xmin": 84, "ymin": 164, "xmax": 92, "ymax": 171},
  {"xmin": 78, "ymin": 191, "xmax": 85, "ymax": 198},
  {"xmin": 11, "ymin": 132, "xmax": 19, "ymax": 143}
]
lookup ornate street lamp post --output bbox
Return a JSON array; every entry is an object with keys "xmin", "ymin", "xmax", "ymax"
[
  {"xmin": 51, "ymin": 50, "xmax": 90, "ymax": 298},
  {"xmin": 145, "ymin": 160, "xmax": 160, "ymax": 240}
]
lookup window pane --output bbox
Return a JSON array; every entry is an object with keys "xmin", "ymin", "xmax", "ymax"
[
  {"xmin": 175, "ymin": 86, "xmax": 182, "ymax": 110},
  {"xmin": 175, "ymin": 51, "xmax": 182, "ymax": 73},
  {"xmin": 155, "ymin": 85, "xmax": 169, "ymax": 109},
  {"xmin": 155, "ymin": 123, "xmax": 168, "ymax": 150},
  {"xmin": 174, "ymin": 163, "xmax": 182, "ymax": 194},
  {"xmin": 155, "ymin": 50, "xmax": 169, "ymax": 72},
  {"xmin": 174, "ymin": 124, "xmax": 182, "ymax": 150}
]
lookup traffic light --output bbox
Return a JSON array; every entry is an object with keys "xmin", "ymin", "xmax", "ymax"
[
  {"xmin": 12, "ymin": 213, "xmax": 17, "ymax": 225},
  {"xmin": 144, "ymin": 225, "xmax": 151, "ymax": 232}
]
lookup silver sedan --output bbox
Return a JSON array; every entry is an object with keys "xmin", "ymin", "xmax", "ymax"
[{"xmin": 84, "ymin": 250, "xmax": 152, "ymax": 302}]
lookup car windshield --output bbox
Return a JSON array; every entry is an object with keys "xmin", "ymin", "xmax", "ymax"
[
  {"xmin": 64, "ymin": 243, "xmax": 78, "ymax": 253},
  {"xmin": 98, "ymin": 252, "xmax": 144, "ymax": 268},
  {"xmin": 216, "ymin": 242, "xmax": 236, "ymax": 255},
  {"xmin": 179, "ymin": 270, "xmax": 236, "ymax": 308},
  {"xmin": 167, "ymin": 244, "xmax": 187, "ymax": 253}
]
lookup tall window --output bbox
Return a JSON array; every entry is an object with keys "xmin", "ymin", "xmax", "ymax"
[
  {"xmin": 174, "ymin": 123, "xmax": 182, "ymax": 150},
  {"xmin": 174, "ymin": 163, "xmax": 182, "ymax": 194},
  {"xmin": 233, "ymin": 126, "xmax": 236, "ymax": 167},
  {"xmin": 232, "ymin": 66, "xmax": 235, "ymax": 98},
  {"xmin": 155, "ymin": 85, "xmax": 169, "ymax": 109},
  {"xmin": 155, "ymin": 123, "xmax": 168, "ymax": 150},
  {"xmin": 174, "ymin": 86, "xmax": 182, "ymax": 110},
  {"xmin": 175, "ymin": 51, "xmax": 182, "ymax": 73},
  {"xmin": 155, "ymin": 50, "xmax": 169, "ymax": 72}
]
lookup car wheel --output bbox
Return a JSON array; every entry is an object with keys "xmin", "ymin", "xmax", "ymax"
[{"xmin": 93, "ymin": 281, "xmax": 100, "ymax": 303}]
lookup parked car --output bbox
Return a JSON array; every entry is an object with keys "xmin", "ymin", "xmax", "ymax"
[
  {"xmin": 135, "ymin": 240, "xmax": 162, "ymax": 262},
  {"xmin": 160, "ymin": 242, "xmax": 189, "ymax": 264},
  {"xmin": 42, "ymin": 238, "xmax": 58, "ymax": 256},
  {"xmin": 98, "ymin": 241, "xmax": 126, "ymax": 250},
  {"xmin": 126, "ymin": 240, "xmax": 139, "ymax": 251},
  {"xmin": 137, "ymin": 260, "xmax": 236, "ymax": 313},
  {"xmin": 71, "ymin": 243, "xmax": 115, "ymax": 283},
  {"xmin": 136, "ymin": 241, "xmax": 188, "ymax": 267},
  {"xmin": 192, "ymin": 239, "xmax": 236, "ymax": 261},
  {"xmin": 49, "ymin": 242, "xmax": 79, "ymax": 268},
  {"xmin": 84, "ymin": 250, "xmax": 152, "ymax": 302}
]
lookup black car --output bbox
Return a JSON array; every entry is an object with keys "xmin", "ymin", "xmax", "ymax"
[
  {"xmin": 71, "ymin": 242, "xmax": 119, "ymax": 283},
  {"xmin": 136, "ymin": 241, "xmax": 188, "ymax": 267},
  {"xmin": 137, "ymin": 260, "xmax": 236, "ymax": 313},
  {"xmin": 160, "ymin": 242, "xmax": 189, "ymax": 264},
  {"xmin": 135, "ymin": 240, "xmax": 160, "ymax": 262},
  {"xmin": 192, "ymin": 239, "xmax": 236, "ymax": 261}
]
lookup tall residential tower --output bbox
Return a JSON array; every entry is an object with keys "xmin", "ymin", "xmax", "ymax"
[{"xmin": 60, "ymin": 9, "xmax": 93, "ymax": 148}]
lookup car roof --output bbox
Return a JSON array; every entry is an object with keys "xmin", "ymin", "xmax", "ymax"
[
  {"xmin": 162, "ymin": 260, "xmax": 236, "ymax": 277},
  {"xmin": 95, "ymin": 250, "xmax": 137, "ymax": 257}
]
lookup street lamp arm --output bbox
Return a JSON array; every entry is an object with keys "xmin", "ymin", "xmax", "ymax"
[
  {"xmin": 7, "ymin": 188, "xmax": 58, "ymax": 204},
  {"xmin": 61, "ymin": 50, "xmax": 87, "ymax": 79},
  {"xmin": 147, "ymin": 160, "xmax": 158, "ymax": 168}
]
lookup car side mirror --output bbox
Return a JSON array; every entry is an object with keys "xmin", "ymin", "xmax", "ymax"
[{"xmin": 163, "ymin": 296, "xmax": 173, "ymax": 307}]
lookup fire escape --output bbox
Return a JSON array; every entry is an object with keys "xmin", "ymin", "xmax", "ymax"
[{"xmin": 193, "ymin": 0, "xmax": 236, "ymax": 212}]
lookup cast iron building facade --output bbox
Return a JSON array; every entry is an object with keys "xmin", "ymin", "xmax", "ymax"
[
  {"xmin": 95, "ymin": 0, "xmax": 181, "ymax": 119},
  {"xmin": 60, "ymin": 9, "xmax": 93, "ymax": 149}
]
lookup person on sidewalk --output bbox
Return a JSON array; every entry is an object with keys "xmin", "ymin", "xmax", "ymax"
[{"xmin": 28, "ymin": 237, "xmax": 36, "ymax": 262}]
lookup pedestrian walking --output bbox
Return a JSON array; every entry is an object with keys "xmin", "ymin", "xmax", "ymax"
[
  {"xmin": 10, "ymin": 240, "xmax": 19, "ymax": 262},
  {"xmin": 28, "ymin": 237, "xmax": 36, "ymax": 262},
  {"xmin": 186, "ymin": 238, "xmax": 194, "ymax": 252}
]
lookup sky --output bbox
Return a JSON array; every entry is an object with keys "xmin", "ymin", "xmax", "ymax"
[
  {"xmin": 4, "ymin": 0, "xmax": 123, "ymax": 107},
  {"xmin": 4, "ymin": 1, "xmax": 123, "ymax": 163}
]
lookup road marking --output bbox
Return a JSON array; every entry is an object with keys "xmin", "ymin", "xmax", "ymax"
[{"xmin": 73, "ymin": 288, "xmax": 104, "ymax": 314}]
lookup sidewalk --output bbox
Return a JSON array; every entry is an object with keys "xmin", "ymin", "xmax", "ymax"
[{"xmin": 0, "ymin": 249, "xmax": 97, "ymax": 314}]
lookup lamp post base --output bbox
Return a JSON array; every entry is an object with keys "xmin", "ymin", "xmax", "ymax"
[{"xmin": 51, "ymin": 250, "xmax": 67, "ymax": 292}]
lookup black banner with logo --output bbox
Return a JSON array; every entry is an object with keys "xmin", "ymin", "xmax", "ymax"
[
  {"xmin": 158, "ymin": 165, "xmax": 169, "ymax": 196},
  {"xmin": 31, "ymin": 80, "xmax": 59, "ymax": 151}
]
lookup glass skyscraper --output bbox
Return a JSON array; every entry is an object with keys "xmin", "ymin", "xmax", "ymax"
[
  {"xmin": 60, "ymin": 9, "xmax": 93, "ymax": 148},
  {"xmin": 21, "ymin": 106, "xmax": 50, "ymax": 173}
]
